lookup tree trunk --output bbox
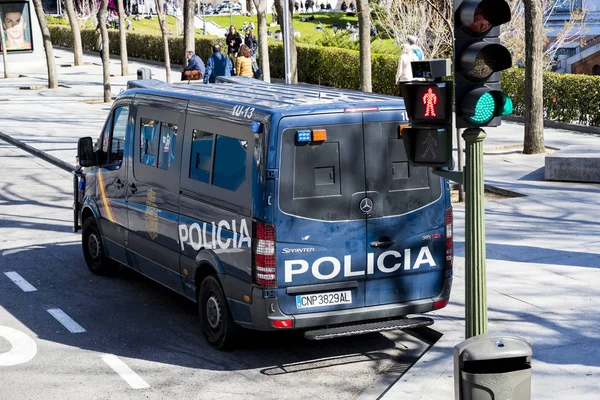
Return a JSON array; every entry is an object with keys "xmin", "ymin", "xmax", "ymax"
[
  {"xmin": 253, "ymin": 0, "xmax": 270, "ymax": 82},
  {"xmin": 275, "ymin": 0, "xmax": 297, "ymax": 83},
  {"xmin": 183, "ymin": 0, "xmax": 195, "ymax": 58},
  {"xmin": 64, "ymin": 0, "xmax": 83, "ymax": 66},
  {"xmin": 156, "ymin": 0, "xmax": 171, "ymax": 83},
  {"xmin": 356, "ymin": 0, "xmax": 371, "ymax": 92},
  {"xmin": 32, "ymin": 0, "xmax": 58, "ymax": 88},
  {"xmin": 523, "ymin": 0, "xmax": 545, "ymax": 154},
  {"xmin": 117, "ymin": 0, "xmax": 129, "ymax": 75},
  {"xmin": 1, "ymin": 21, "xmax": 9, "ymax": 78},
  {"xmin": 98, "ymin": 0, "xmax": 112, "ymax": 102}
]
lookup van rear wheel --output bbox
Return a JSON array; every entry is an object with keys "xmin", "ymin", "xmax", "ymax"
[
  {"xmin": 81, "ymin": 218, "xmax": 116, "ymax": 275},
  {"xmin": 198, "ymin": 275, "xmax": 239, "ymax": 350}
]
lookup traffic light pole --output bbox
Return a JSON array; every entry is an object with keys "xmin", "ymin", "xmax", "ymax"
[{"xmin": 463, "ymin": 127, "xmax": 488, "ymax": 338}]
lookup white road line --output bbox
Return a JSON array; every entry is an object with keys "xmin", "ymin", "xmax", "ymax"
[
  {"xmin": 4, "ymin": 272, "xmax": 37, "ymax": 292},
  {"xmin": 46, "ymin": 308, "xmax": 86, "ymax": 333},
  {"xmin": 0, "ymin": 326, "xmax": 38, "ymax": 366},
  {"xmin": 101, "ymin": 354, "xmax": 150, "ymax": 389}
]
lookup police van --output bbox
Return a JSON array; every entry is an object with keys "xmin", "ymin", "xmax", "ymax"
[{"xmin": 74, "ymin": 77, "xmax": 453, "ymax": 349}]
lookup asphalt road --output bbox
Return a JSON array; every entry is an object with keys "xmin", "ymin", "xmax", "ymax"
[{"xmin": 0, "ymin": 142, "xmax": 431, "ymax": 399}]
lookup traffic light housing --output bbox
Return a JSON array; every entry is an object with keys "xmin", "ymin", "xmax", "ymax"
[
  {"xmin": 400, "ymin": 82, "xmax": 453, "ymax": 168},
  {"xmin": 454, "ymin": 0, "xmax": 513, "ymax": 128}
]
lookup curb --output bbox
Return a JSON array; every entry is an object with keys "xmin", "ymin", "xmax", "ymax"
[
  {"xmin": 0, "ymin": 131, "xmax": 76, "ymax": 173},
  {"xmin": 503, "ymin": 115, "xmax": 600, "ymax": 135}
]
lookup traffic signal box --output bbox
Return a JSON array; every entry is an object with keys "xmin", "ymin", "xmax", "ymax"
[
  {"xmin": 400, "ymin": 82, "xmax": 453, "ymax": 168},
  {"xmin": 454, "ymin": 0, "xmax": 513, "ymax": 128}
]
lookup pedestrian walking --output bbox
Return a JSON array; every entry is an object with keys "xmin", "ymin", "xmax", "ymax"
[
  {"xmin": 225, "ymin": 25, "xmax": 242, "ymax": 70},
  {"xmin": 244, "ymin": 28, "xmax": 258, "ymax": 58},
  {"xmin": 204, "ymin": 44, "xmax": 233, "ymax": 83},
  {"xmin": 407, "ymin": 35, "xmax": 424, "ymax": 61},
  {"xmin": 236, "ymin": 44, "xmax": 254, "ymax": 77},
  {"xmin": 395, "ymin": 43, "xmax": 416, "ymax": 86}
]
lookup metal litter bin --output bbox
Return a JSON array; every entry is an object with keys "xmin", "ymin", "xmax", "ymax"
[
  {"xmin": 137, "ymin": 67, "xmax": 152, "ymax": 80},
  {"xmin": 454, "ymin": 334, "xmax": 532, "ymax": 400}
]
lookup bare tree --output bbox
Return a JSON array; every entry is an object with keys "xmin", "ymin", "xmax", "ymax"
[
  {"xmin": 98, "ymin": 0, "xmax": 112, "ymax": 102},
  {"xmin": 374, "ymin": 0, "xmax": 453, "ymax": 59},
  {"xmin": 1, "ymin": 20, "xmax": 9, "ymax": 78},
  {"xmin": 523, "ymin": 0, "xmax": 544, "ymax": 154},
  {"xmin": 156, "ymin": 0, "xmax": 172, "ymax": 83},
  {"xmin": 275, "ymin": 0, "xmax": 297, "ymax": 83},
  {"xmin": 64, "ymin": 0, "xmax": 84, "ymax": 66},
  {"xmin": 253, "ymin": 0, "xmax": 270, "ymax": 82},
  {"xmin": 356, "ymin": 0, "xmax": 371, "ymax": 91},
  {"xmin": 117, "ymin": 0, "xmax": 129, "ymax": 75},
  {"xmin": 501, "ymin": 0, "xmax": 586, "ymax": 70},
  {"xmin": 183, "ymin": 0, "xmax": 195, "ymax": 59},
  {"xmin": 32, "ymin": 0, "xmax": 58, "ymax": 88}
]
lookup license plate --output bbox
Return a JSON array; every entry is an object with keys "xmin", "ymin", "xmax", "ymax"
[{"xmin": 296, "ymin": 291, "xmax": 352, "ymax": 309}]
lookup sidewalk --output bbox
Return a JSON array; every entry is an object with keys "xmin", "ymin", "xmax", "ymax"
[{"xmin": 1, "ymin": 50, "xmax": 600, "ymax": 398}]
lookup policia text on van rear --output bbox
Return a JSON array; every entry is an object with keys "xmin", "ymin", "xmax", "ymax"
[{"xmin": 73, "ymin": 78, "xmax": 453, "ymax": 349}]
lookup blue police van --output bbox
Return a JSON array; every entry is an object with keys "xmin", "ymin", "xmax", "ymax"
[{"xmin": 74, "ymin": 77, "xmax": 453, "ymax": 349}]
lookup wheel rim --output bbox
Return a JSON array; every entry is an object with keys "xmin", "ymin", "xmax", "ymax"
[
  {"xmin": 88, "ymin": 232, "xmax": 101, "ymax": 259},
  {"xmin": 206, "ymin": 294, "xmax": 221, "ymax": 330}
]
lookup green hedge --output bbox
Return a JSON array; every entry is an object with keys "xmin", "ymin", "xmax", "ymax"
[
  {"xmin": 49, "ymin": 25, "xmax": 398, "ymax": 95},
  {"xmin": 502, "ymin": 67, "xmax": 600, "ymax": 126},
  {"xmin": 50, "ymin": 25, "xmax": 600, "ymax": 126}
]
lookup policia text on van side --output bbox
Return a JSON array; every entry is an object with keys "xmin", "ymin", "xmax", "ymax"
[{"xmin": 73, "ymin": 77, "xmax": 453, "ymax": 349}]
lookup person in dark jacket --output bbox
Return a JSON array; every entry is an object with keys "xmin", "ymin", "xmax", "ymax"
[
  {"xmin": 244, "ymin": 28, "xmax": 258, "ymax": 58},
  {"xmin": 181, "ymin": 50, "xmax": 205, "ymax": 80},
  {"xmin": 225, "ymin": 25, "xmax": 242, "ymax": 59},
  {"xmin": 204, "ymin": 44, "xmax": 233, "ymax": 83}
]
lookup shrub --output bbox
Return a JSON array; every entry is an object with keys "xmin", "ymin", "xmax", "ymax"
[
  {"xmin": 59, "ymin": 23, "xmax": 600, "ymax": 125},
  {"xmin": 501, "ymin": 67, "xmax": 600, "ymax": 126}
]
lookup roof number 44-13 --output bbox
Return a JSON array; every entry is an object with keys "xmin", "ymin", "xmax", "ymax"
[{"xmin": 232, "ymin": 105, "xmax": 255, "ymax": 119}]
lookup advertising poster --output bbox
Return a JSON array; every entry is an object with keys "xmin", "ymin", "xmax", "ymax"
[{"xmin": 1, "ymin": 2, "xmax": 33, "ymax": 52}]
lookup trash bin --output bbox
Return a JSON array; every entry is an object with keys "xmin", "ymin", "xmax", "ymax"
[
  {"xmin": 137, "ymin": 67, "xmax": 152, "ymax": 80},
  {"xmin": 454, "ymin": 334, "xmax": 532, "ymax": 400}
]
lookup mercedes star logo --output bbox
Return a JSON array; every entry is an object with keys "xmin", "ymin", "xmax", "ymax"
[{"xmin": 359, "ymin": 197, "xmax": 374, "ymax": 214}]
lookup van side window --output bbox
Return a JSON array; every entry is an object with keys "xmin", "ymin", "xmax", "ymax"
[
  {"xmin": 189, "ymin": 130, "xmax": 214, "ymax": 183},
  {"xmin": 109, "ymin": 106, "xmax": 129, "ymax": 164},
  {"xmin": 158, "ymin": 122, "xmax": 177, "ymax": 170},
  {"xmin": 213, "ymin": 135, "xmax": 247, "ymax": 191},
  {"xmin": 140, "ymin": 119, "xmax": 159, "ymax": 167}
]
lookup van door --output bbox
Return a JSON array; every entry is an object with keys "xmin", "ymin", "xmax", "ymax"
[
  {"xmin": 274, "ymin": 113, "xmax": 368, "ymax": 314},
  {"xmin": 94, "ymin": 103, "xmax": 131, "ymax": 265},
  {"xmin": 126, "ymin": 103, "xmax": 186, "ymax": 294},
  {"xmin": 362, "ymin": 111, "xmax": 446, "ymax": 306}
]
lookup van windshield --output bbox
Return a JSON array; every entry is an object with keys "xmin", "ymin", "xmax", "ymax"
[{"xmin": 278, "ymin": 121, "xmax": 441, "ymax": 222}]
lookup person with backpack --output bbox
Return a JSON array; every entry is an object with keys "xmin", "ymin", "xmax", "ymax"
[
  {"xmin": 204, "ymin": 45, "xmax": 233, "ymax": 83},
  {"xmin": 407, "ymin": 35, "xmax": 424, "ymax": 61}
]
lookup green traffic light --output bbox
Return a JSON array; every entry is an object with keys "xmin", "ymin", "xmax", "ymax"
[{"xmin": 469, "ymin": 92, "xmax": 495, "ymax": 124}]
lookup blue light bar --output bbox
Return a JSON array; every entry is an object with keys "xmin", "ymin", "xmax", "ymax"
[
  {"xmin": 297, "ymin": 130, "xmax": 311, "ymax": 143},
  {"xmin": 251, "ymin": 121, "xmax": 262, "ymax": 133}
]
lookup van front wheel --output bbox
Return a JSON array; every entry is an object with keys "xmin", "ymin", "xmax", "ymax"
[
  {"xmin": 198, "ymin": 275, "xmax": 239, "ymax": 350},
  {"xmin": 81, "ymin": 218, "xmax": 116, "ymax": 275}
]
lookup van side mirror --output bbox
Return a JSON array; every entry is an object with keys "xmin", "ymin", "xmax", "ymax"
[{"xmin": 77, "ymin": 137, "xmax": 96, "ymax": 167}]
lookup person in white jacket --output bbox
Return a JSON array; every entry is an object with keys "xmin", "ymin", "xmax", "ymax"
[{"xmin": 395, "ymin": 43, "xmax": 417, "ymax": 85}]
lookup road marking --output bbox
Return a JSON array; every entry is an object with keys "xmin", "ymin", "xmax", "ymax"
[
  {"xmin": 101, "ymin": 354, "xmax": 150, "ymax": 389},
  {"xmin": 4, "ymin": 271, "xmax": 38, "ymax": 292},
  {"xmin": 46, "ymin": 308, "xmax": 86, "ymax": 333},
  {"xmin": 0, "ymin": 326, "xmax": 37, "ymax": 366}
]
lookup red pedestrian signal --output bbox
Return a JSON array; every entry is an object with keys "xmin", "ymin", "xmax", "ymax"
[{"xmin": 423, "ymin": 88, "xmax": 438, "ymax": 117}]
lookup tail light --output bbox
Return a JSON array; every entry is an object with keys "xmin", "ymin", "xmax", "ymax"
[
  {"xmin": 252, "ymin": 221, "xmax": 276, "ymax": 288},
  {"xmin": 445, "ymin": 207, "xmax": 453, "ymax": 270}
]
